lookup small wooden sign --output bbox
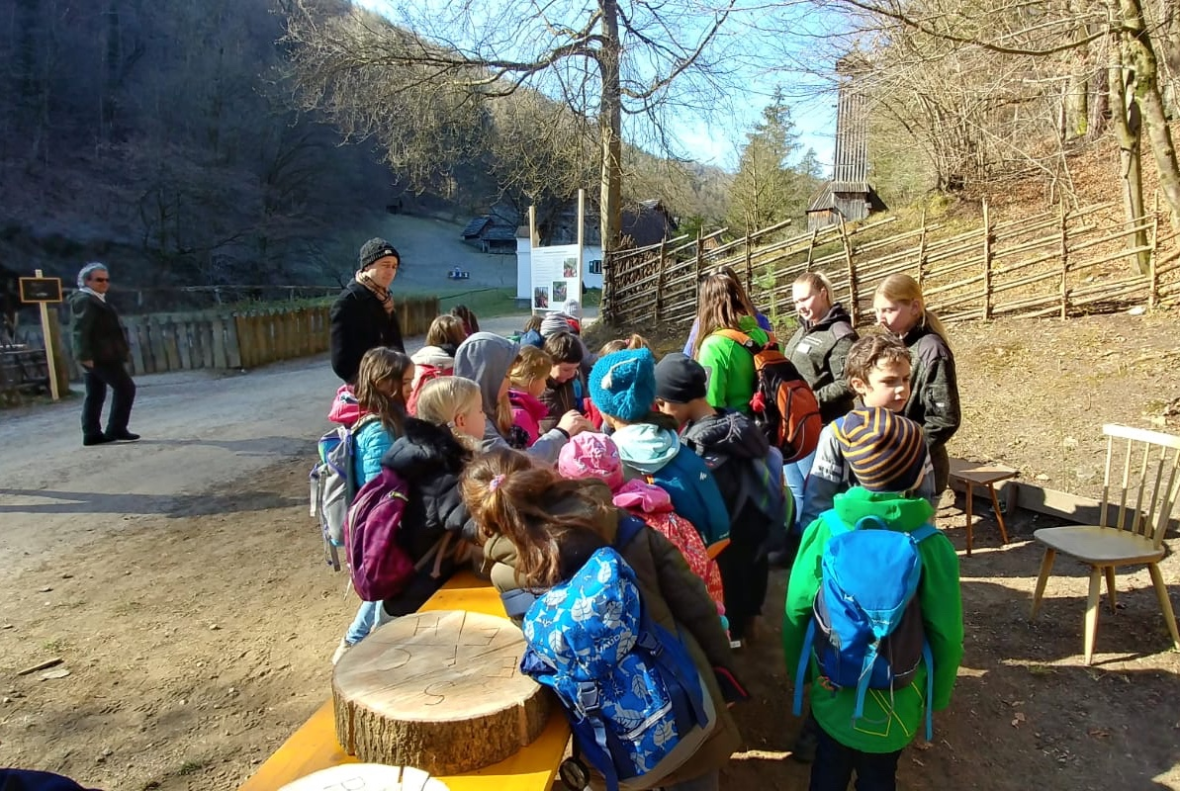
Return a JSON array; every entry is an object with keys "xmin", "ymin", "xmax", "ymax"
[{"xmin": 19, "ymin": 277, "xmax": 63, "ymax": 304}]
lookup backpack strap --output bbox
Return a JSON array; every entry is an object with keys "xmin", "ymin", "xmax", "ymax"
[
  {"xmin": 910, "ymin": 523, "xmax": 939, "ymax": 543},
  {"xmin": 792, "ymin": 617, "xmax": 818, "ymax": 717},
  {"xmin": 922, "ymin": 641, "xmax": 935, "ymax": 741},
  {"xmin": 614, "ymin": 514, "xmax": 646, "ymax": 550}
]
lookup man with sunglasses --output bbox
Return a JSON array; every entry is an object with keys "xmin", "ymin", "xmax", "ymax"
[{"xmin": 70, "ymin": 263, "xmax": 138, "ymax": 446}]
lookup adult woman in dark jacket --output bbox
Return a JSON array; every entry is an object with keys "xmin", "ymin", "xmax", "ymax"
[
  {"xmin": 330, "ymin": 237, "xmax": 405, "ymax": 383},
  {"xmin": 786, "ymin": 271, "xmax": 858, "ymax": 424},
  {"xmin": 70, "ymin": 263, "xmax": 138, "ymax": 446}
]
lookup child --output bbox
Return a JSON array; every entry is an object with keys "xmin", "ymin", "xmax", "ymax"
[
  {"xmin": 691, "ymin": 272, "xmax": 771, "ymax": 415},
  {"xmin": 588, "ymin": 348, "xmax": 731, "ymax": 553},
  {"xmin": 539, "ymin": 331, "xmax": 585, "ymax": 431},
  {"xmin": 557, "ymin": 432, "xmax": 727, "ymax": 623},
  {"xmin": 508, "ymin": 345, "xmax": 554, "ymax": 447},
  {"xmin": 599, "ymin": 333, "xmax": 650, "ymax": 356},
  {"xmin": 873, "ymin": 274, "xmax": 961, "ymax": 495},
  {"xmin": 653, "ymin": 352, "xmax": 780, "ymax": 645},
  {"xmin": 376, "ymin": 376, "xmax": 484, "ymax": 616},
  {"xmin": 801, "ymin": 334, "xmax": 937, "ymax": 530},
  {"xmin": 519, "ymin": 315, "xmax": 544, "ymax": 349},
  {"xmin": 408, "ymin": 314, "xmax": 467, "ymax": 415},
  {"xmin": 453, "ymin": 332, "xmax": 591, "ymax": 462},
  {"xmin": 450, "ymin": 304, "xmax": 480, "ymax": 335},
  {"xmin": 334, "ymin": 347, "xmax": 414, "ymax": 663},
  {"xmin": 460, "ymin": 448, "xmax": 742, "ymax": 791},
  {"xmin": 782, "ymin": 407, "xmax": 963, "ymax": 791}
]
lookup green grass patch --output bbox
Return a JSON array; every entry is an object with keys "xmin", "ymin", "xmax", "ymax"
[{"xmin": 177, "ymin": 760, "xmax": 204, "ymax": 776}]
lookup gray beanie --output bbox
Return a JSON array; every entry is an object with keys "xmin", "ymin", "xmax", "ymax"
[{"xmin": 358, "ymin": 238, "xmax": 400, "ymax": 270}]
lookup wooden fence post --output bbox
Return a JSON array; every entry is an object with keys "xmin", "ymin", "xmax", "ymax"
[
  {"xmin": 982, "ymin": 199, "xmax": 993, "ymax": 320},
  {"xmin": 1059, "ymin": 205, "xmax": 1070, "ymax": 320},
  {"xmin": 1149, "ymin": 191, "xmax": 1160, "ymax": 309},
  {"xmin": 916, "ymin": 206, "xmax": 929, "ymax": 287},
  {"xmin": 839, "ymin": 216, "xmax": 860, "ymax": 325},
  {"xmin": 654, "ymin": 238, "xmax": 668, "ymax": 322},
  {"xmin": 744, "ymin": 226, "xmax": 753, "ymax": 297},
  {"xmin": 805, "ymin": 228, "xmax": 819, "ymax": 270}
]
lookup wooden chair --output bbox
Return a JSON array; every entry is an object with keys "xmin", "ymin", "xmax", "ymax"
[{"xmin": 1029, "ymin": 424, "xmax": 1180, "ymax": 665}]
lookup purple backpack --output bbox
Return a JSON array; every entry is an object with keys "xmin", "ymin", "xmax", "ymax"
[{"xmin": 345, "ymin": 468, "xmax": 415, "ymax": 602}]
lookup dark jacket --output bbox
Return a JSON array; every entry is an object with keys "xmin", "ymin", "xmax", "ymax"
[
  {"xmin": 329, "ymin": 280, "xmax": 404, "ymax": 383},
  {"xmin": 785, "ymin": 302, "xmax": 858, "ymax": 424},
  {"xmin": 680, "ymin": 409, "xmax": 773, "ymax": 545},
  {"xmin": 901, "ymin": 324, "xmax": 961, "ymax": 447},
  {"xmin": 481, "ymin": 481, "xmax": 742, "ymax": 786},
  {"xmin": 379, "ymin": 418, "xmax": 474, "ymax": 614},
  {"xmin": 69, "ymin": 291, "xmax": 128, "ymax": 365},
  {"xmin": 538, "ymin": 376, "xmax": 579, "ymax": 432}
]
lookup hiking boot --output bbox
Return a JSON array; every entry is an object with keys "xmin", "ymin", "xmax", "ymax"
[
  {"xmin": 106, "ymin": 430, "xmax": 141, "ymax": 442},
  {"xmin": 83, "ymin": 434, "xmax": 115, "ymax": 447},
  {"xmin": 791, "ymin": 714, "xmax": 820, "ymax": 764}
]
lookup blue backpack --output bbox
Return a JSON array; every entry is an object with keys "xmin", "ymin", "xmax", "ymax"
[
  {"xmin": 519, "ymin": 517, "xmax": 716, "ymax": 791},
  {"xmin": 792, "ymin": 515, "xmax": 938, "ymax": 740}
]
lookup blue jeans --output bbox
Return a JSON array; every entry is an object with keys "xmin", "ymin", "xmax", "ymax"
[
  {"xmin": 784, "ymin": 449, "xmax": 817, "ymax": 535},
  {"xmin": 345, "ymin": 600, "xmax": 380, "ymax": 645},
  {"xmin": 809, "ymin": 725, "xmax": 902, "ymax": 791}
]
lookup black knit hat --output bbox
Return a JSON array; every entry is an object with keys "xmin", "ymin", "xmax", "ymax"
[
  {"xmin": 358, "ymin": 238, "xmax": 400, "ymax": 270},
  {"xmin": 834, "ymin": 407, "xmax": 927, "ymax": 491},
  {"xmin": 654, "ymin": 352, "xmax": 707, "ymax": 404}
]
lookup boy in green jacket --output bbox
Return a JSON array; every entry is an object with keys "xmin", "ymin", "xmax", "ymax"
[{"xmin": 782, "ymin": 406, "xmax": 963, "ymax": 790}]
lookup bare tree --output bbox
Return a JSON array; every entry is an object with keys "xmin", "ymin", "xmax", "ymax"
[{"xmin": 279, "ymin": 0, "xmax": 738, "ymax": 253}]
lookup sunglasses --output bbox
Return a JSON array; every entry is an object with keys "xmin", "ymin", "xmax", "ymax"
[{"xmin": 92, "ymin": 278, "xmax": 110, "ymax": 283}]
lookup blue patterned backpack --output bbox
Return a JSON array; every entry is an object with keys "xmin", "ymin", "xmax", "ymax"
[{"xmin": 519, "ymin": 518, "xmax": 716, "ymax": 791}]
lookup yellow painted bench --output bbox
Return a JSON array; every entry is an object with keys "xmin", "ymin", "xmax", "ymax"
[{"xmin": 237, "ymin": 571, "xmax": 570, "ymax": 791}]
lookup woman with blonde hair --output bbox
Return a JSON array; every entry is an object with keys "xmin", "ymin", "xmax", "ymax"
[{"xmin": 873, "ymin": 273, "xmax": 960, "ymax": 494}]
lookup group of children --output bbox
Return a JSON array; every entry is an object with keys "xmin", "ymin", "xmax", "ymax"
[{"xmin": 321, "ymin": 274, "xmax": 964, "ymax": 791}]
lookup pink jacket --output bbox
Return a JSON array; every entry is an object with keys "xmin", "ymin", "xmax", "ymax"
[
  {"xmin": 509, "ymin": 389, "xmax": 549, "ymax": 447},
  {"xmin": 328, "ymin": 384, "xmax": 362, "ymax": 427},
  {"xmin": 613, "ymin": 480, "xmax": 727, "ymax": 620}
]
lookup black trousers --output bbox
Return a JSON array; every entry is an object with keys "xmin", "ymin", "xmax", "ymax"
[
  {"xmin": 81, "ymin": 362, "xmax": 136, "ymax": 437},
  {"xmin": 809, "ymin": 724, "xmax": 903, "ymax": 791}
]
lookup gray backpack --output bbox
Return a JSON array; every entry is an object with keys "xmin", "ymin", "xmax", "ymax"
[{"xmin": 309, "ymin": 415, "xmax": 378, "ymax": 571}]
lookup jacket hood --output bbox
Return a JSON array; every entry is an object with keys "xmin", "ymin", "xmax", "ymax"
[
  {"xmin": 381, "ymin": 417, "xmax": 470, "ymax": 481},
  {"xmin": 454, "ymin": 332, "xmax": 519, "ymax": 417},
  {"xmin": 732, "ymin": 315, "xmax": 770, "ymax": 345},
  {"xmin": 612, "ymin": 479, "xmax": 673, "ymax": 514},
  {"xmin": 681, "ymin": 408, "xmax": 769, "ymax": 461},
  {"xmin": 830, "ymin": 486, "xmax": 935, "ymax": 532},
  {"xmin": 803, "ymin": 302, "xmax": 853, "ymax": 332},
  {"xmin": 509, "ymin": 389, "xmax": 549, "ymax": 422},
  {"xmin": 411, "ymin": 345, "xmax": 456, "ymax": 369},
  {"xmin": 613, "ymin": 422, "xmax": 681, "ymax": 474}
]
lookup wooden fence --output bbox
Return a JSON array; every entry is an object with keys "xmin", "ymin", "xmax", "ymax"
[
  {"xmin": 52, "ymin": 296, "xmax": 439, "ymax": 381},
  {"xmin": 602, "ymin": 200, "xmax": 1180, "ymax": 332}
]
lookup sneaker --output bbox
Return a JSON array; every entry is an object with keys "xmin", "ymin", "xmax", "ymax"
[
  {"xmin": 331, "ymin": 638, "xmax": 352, "ymax": 666},
  {"xmin": 106, "ymin": 430, "xmax": 141, "ymax": 442},
  {"xmin": 83, "ymin": 434, "xmax": 115, "ymax": 447}
]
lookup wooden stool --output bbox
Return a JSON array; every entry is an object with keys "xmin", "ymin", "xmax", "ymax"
[{"xmin": 948, "ymin": 459, "xmax": 1018, "ymax": 556}]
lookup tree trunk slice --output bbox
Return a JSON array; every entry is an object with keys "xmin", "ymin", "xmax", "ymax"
[
  {"xmin": 280, "ymin": 763, "xmax": 449, "ymax": 791},
  {"xmin": 332, "ymin": 610, "xmax": 551, "ymax": 775}
]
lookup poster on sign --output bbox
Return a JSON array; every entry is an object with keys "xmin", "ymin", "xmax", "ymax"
[{"xmin": 530, "ymin": 243, "xmax": 580, "ymax": 315}]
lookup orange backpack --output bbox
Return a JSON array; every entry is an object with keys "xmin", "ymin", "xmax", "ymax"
[{"xmin": 717, "ymin": 329, "xmax": 822, "ymax": 464}]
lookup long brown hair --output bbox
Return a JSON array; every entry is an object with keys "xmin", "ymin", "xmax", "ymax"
[
  {"xmin": 874, "ymin": 274, "xmax": 951, "ymax": 348},
  {"xmin": 461, "ymin": 449, "xmax": 613, "ymax": 588},
  {"xmin": 425, "ymin": 314, "xmax": 467, "ymax": 347},
  {"xmin": 355, "ymin": 347, "xmax": 412, "ymax": 436},
  {"xmin": 451, "ymin": 304, "xmax": 480, "ymax": 334},
  {"xmin": 692, "ymin": 272, "xmax": 753, "ymax": 357}
]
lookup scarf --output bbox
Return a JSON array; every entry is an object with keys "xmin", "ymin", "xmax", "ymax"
[
  {"xmin": 80, "ymin": 287, "xmax": 106, "ymax": 303},
  {"xmin": 356, "ymin": 269, "xmax": 394, "ymax": 315}
]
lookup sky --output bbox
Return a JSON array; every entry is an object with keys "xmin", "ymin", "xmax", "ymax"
[{"xmin": 352, "ymin": 0, "xmax": 847, "ymax": 176}]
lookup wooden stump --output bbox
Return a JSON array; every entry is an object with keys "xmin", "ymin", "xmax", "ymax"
[
  {"xmin": 280, "ymin": 763, "xmax": 450, "ymax": 791},
  {"xmin": 332, "ymin": 610, "xmax": 551, "ymax": 775}
]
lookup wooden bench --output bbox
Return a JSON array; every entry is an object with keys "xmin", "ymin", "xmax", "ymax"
[
  {"xmin": 237, "ymin": 572, "xmax": 569, "ymax": 791},
  {"xmin": 948, "ymin": 458, "xmax": 1019, "ymax": 556}
]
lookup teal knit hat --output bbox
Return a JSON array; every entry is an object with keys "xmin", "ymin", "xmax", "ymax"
[{"xmin": 589, "ymin": 349, "xmax": 656, "ymax": 422}]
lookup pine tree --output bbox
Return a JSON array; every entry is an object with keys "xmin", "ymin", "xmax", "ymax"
[{"xmin": 728, "ymin": 89, "xmax": 812, "ymax": 233}]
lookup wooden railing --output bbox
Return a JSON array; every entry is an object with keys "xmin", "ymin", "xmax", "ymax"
[
  {"xmin": 52, "ymin": 296, "xmax": 439, "ymax": 381},
  {"xmin": 603, "ymin": 200, "xmax": 1180, "ymax": 332}
]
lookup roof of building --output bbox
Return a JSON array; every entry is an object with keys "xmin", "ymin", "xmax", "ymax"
[{"xmin": 461, "ymin": 217, "xmax": 492, "ymax": 239}]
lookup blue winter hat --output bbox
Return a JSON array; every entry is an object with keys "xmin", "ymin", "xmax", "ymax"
[{"xmin": 589, "ymin": 349, "xmax": 656, "ymax": 422}]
